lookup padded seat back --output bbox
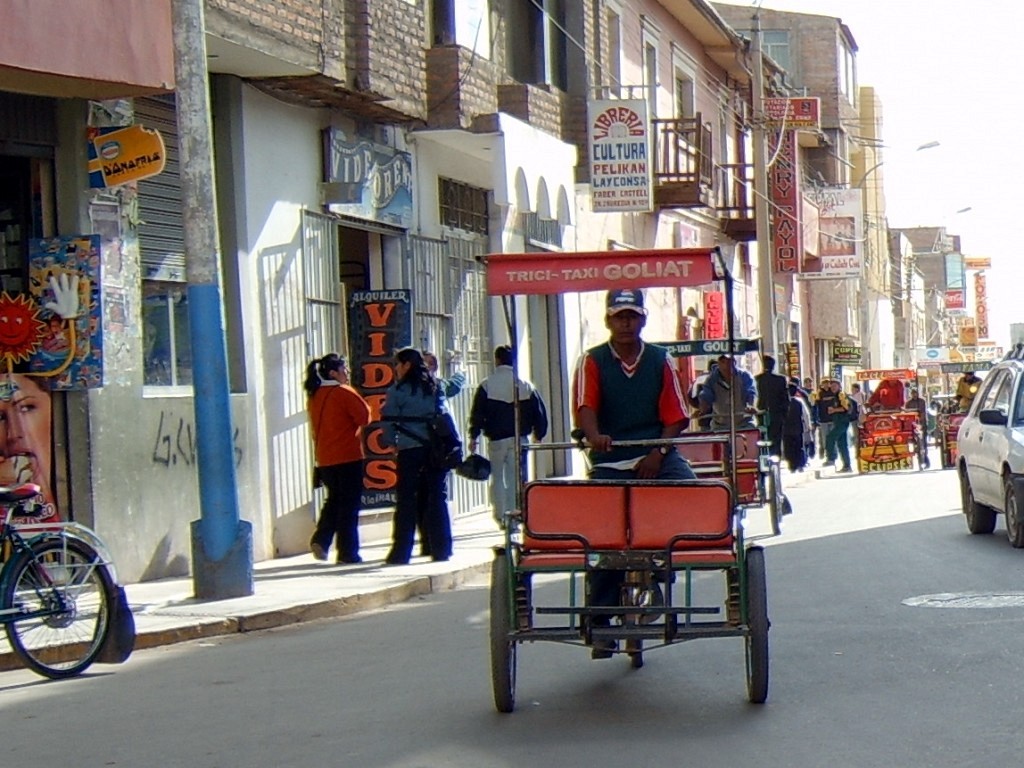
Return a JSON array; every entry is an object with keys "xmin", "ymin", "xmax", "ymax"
[
  {"xmin": 628, "ymin": 482, "xmax": 734, "ymax": 550},
  {"xmin": 522, "ymin": 483, "xmax": 628, "ymax": 551}
]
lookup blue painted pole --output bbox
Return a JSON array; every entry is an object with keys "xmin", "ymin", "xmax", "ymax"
[{"xmin": 172, "ymin": 0, "xmax": 253, "ymax": 599}]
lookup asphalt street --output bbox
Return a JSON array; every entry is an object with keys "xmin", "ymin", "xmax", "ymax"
[{"xmin": 4, "ymin": 466, "xmax": 1024, "ymax": 768}]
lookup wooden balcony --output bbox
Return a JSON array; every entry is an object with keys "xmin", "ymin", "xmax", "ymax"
[
  {"xmin": 717, "ymin": 162, "xmax": 756, "ymax": 242},
  {"xmin": 651, "ymin": 115, "xmax": 713, "ymax": 209}
]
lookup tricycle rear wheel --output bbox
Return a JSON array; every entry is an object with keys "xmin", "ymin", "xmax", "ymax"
[
  {"xmin": 489, "ymin": 552, "xmax": 517, "ymax": 713},
  {"xmin": 744, "ymin": 546, "xmax": 769, "ymax": 704}
]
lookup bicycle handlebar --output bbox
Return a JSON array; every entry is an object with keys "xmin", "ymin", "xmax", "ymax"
[{"xmin": 527, "ymin": 434, "xmax": 731, "ymax": 453}]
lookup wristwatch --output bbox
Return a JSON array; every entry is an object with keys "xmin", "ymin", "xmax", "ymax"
[{"xmin": 658, "ymin": 445, "xmax": 670, "ymax": 456}]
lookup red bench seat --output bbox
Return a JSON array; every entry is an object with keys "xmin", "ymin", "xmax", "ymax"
[{"xmin": 518, "ymin": 480, "xmax": 736, "ymax": 571}]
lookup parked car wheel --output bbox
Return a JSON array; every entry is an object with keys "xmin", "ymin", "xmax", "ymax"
[
  {"xmin": 961, "ymin": 468, "xmax": 996, "ymax": 535},
  {"xmin": 1005, "ymin": 475, "xmax": 1024, "ymax": 548}
]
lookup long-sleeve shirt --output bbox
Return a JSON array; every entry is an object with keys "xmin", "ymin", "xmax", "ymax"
[
  {"xmin": 380, "ymin": 381, "xmax": 450, "ymax": 451},
  {"xmin": 699, "ymin": 366, "xmax": 757, "ymax": 430},
  {"xmin": 469, "ymin": 365, "xmax": 548, "ymax": 442},
  {"xmin": 308, "ymin": 383, "xmax": 372, "ymax": 466}
]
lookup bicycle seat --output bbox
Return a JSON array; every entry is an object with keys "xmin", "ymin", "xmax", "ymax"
[{"xmin": 0, "ymin": 482, "xmax": 42, "ymax": 504}]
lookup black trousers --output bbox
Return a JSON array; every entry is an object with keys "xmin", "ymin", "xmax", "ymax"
[
  {"xmin": 312, "ymin": 460, "xmax": 364, "ymax": 561},
  {"xmin": 389, "ymin": 446, "xmax": 452, "ymax": 562}
]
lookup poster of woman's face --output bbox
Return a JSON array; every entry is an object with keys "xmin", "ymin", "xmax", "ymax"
[
  {"xmin": 0, "ymin": 374, "xmax": 55, "ymax": 522},
  {"xmin": 818, "ymin": 216, "xmax": 856, "ymax": 257}
]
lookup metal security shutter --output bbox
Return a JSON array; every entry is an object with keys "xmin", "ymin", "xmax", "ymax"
[
  {"xmin": 410, "ymin": 233, "xmax": 490, "ymax": 517},
  {"xmin": 135, "ymin": 95, "xmax": 185, "ymax": 281}
]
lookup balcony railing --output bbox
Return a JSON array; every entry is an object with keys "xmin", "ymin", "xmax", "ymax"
[
  {"xmin": 717, "ymin": 162, "xmax": 756, "ymax": 241},
  {"xmin": 651, "ymin": 115, "xmax": 712, "ymax": 208}
]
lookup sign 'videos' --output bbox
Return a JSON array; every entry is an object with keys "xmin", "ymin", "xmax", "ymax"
[{"xmin": 348, "ymin": 290, "xmax": 412, "ymax": 508}]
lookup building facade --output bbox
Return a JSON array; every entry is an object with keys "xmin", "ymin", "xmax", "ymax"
[{"xmin": 5, "ymin": 0, "xmax": 900, "ymax": 583}]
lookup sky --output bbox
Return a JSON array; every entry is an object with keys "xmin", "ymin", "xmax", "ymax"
[{"xmin": 718, "ymin": 1, "xmax": 1021, "ymax": 349}]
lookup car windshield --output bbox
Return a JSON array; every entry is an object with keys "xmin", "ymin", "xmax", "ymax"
[{"xmin": 1014, "ymin": 373, "xmax": 1024, "ymax": 425}]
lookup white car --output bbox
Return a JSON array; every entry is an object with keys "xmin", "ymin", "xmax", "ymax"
[{"xmin": 957, "ymin": 356, "xmax": 1024, "ymax": 546}]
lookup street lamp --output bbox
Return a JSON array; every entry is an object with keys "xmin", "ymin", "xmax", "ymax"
[{"xmin": 854, "ymin": 141, "xmax": 940, "ymax": 189}]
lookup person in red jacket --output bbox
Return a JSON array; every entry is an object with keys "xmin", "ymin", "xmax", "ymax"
[
  {"xmin": 305, "ymin": 353, "xmax": 372, "ymax": 564},
  {"xmin": 867, "ymin": 377, "xmax": 905, "ymax": 411}
]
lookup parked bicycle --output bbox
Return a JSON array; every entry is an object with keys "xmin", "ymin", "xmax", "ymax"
[{"xmin": 0, "ymin": 482, "xmax": 131, "ymax": 679}]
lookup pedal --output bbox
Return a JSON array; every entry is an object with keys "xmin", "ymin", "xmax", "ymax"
[
  {"xmin": 514, "ymin": 580, "xmax": 532, "ymax": 630},
  {"xmin": 726, "ymin": 569, "xmax": 741, "ymax": 625}
]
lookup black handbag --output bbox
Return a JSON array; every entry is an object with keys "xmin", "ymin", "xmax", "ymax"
[{"xmin": 456, "ymin": 452, "xmax": 491, "ymax": 481}]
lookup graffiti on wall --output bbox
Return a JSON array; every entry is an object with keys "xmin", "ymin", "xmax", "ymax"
[{"xmin": 151, "ymin": 409, "xmax": 243, "ymax": 469}]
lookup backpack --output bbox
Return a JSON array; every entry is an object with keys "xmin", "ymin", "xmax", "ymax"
[
  {"xmin": 426, "ymin": 412, "xmax": 463, "ymax": 470},
  {"xmin": 847, "ymin": 397, "xmax": 860, "ymax": 421}
]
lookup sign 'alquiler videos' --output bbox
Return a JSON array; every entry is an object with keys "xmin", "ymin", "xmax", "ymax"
[{"xmin": 348, "ymin": 290, "xmax": 412, "ymax": 509}]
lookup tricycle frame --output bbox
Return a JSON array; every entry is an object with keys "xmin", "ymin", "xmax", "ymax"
[{"xmin": 482, "ymin": 247, "xmax": 771, "ymax": 712}]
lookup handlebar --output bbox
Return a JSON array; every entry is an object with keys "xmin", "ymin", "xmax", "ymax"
[{"xmin": 530, "ymin": 434, "xmax": 731, "ymax": 453}]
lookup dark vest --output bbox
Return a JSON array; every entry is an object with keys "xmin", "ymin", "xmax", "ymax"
[
  {"xmin": 817, "ymin": 390, "xmax": 839, "ymax": 423},
  {"xmin": 588, "ymin": 342, "xmax": 667, "ymax": 464}
]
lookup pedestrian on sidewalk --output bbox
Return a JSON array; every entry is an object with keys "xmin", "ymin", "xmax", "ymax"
[
  {"xmin": 381, "ymin": 347, "xmax": 455, "ymax": 564},
  {"xmin": 468, "ymin": 345, "xmax": 548, "ymax": 527},
  {"xmin": 813, "ymin": 378, "xmax": 834, "ymax": 460},
  {"xmin": 417, "ymin": 350, "xmax": 465, "ymax": 557},
  {"xmin": 823, "ymin": 379, "xmax": 854, "ymax": 473},
  {"xmin": 305, "ymin": 353, "xmax": 372, "ymax": 564},
  {"xmin": 782, "ymin": 382, "xmax": 812, "ymax": 472},
  {"xmin": 424, "ymin": 350, "xmax": 465, "ymax": 399},
  {"xmin": 755, "ymin": 355, "xmax": 790, "ymax": 456}
]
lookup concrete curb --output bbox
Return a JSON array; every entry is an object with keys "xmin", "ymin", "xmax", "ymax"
[{"xmin": 0, "ymin": 559, "xmax": 494, "ymax": 674}]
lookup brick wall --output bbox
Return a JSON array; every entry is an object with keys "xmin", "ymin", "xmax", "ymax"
[
  {"xmin": 425, "ymin": 47, "xmax": 500, "ymax": 129},
  {"xmin": 347, "ymin": 0, "xmax": 427, "ymax": 120},
  {"xmin": 206, "ymin": 0, "xmax": 333, "ymax": 74}
]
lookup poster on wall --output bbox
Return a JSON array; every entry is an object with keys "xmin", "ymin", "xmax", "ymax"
[
  {"xmin": 348, "ymin": 289, "xmax": 412, "ymax": 509},
  {"xmin": 28, "ymin": 236, "xmax": 104, "ymax": 390},
  {"xmin": 587, "ymin": 99, "xmax": 652, "ymax": 213},
  {"xmin": 86, "ymin": 124, "xmax": 166, "ymax": 189},
  {"xmin": 322, "ymin": 128, "xmax": 413, "ymax": 229},
  {"xmin": 802, "ymin": 187, "xmax": 863, "ymax": 280}
]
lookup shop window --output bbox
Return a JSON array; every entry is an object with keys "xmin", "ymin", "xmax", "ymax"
[
  {"xmin": 136, "ymin": 95, "xmax": 192, "ymax": 388},
  {"xmin": 438, "ymin": 178, "xmax": 489, "ymax": 236},
  {"xmin": 143, "ymin": 281, "xmax": 192, "ymax": 387},
  {"xmin": 507, "ymin": 0, "xmax": 568, "ymax": 90}
]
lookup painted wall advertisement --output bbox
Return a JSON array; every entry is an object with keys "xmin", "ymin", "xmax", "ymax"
[
  {"xmin": 802, "ymin": 186, "xmax": 863, "ymax": 280},
  {"xmin": 0, "ymin": 234, "xmax": 104, "ymax": 525},
  {"xmin": 587, "ymin": 99, "xmax": 652, "ymax": 212},
  {"xmin": 322, "ymin": 128, "xmax": 413, "ymax": 229},
  {"xmin": 28, "ymin": 236, "xmax": 104, "ymax": 390},
  {"xmin": 348, "ymin": 290, "xmax": 412, "ymax": 508}
]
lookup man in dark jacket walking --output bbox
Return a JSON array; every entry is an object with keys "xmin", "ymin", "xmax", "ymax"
[
  {"xmin": 468, "ymin": 345, "xmax": 548, "ymax": 527},
  {"xmin": 755, "ymin": 355, "xmax": 790, "ymax": 456}
]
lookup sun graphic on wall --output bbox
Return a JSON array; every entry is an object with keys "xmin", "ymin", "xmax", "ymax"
[{"xmin": 0, "ymin": 293, "xmax": 46, "ymax": 364}]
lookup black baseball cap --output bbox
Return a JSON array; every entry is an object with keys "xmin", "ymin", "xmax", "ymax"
[{"xmin": 606, "ymin": 288, "xmax": 647, "ymax": 316}]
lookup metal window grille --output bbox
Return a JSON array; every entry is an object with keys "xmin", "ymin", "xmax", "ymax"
[
  {"xmin": 438, "ymin": 178, "xmax": 489, "ymax": 236},
  {"xmin": 410, "ymin": 232, "xmax": 490, "ymax": 516}
]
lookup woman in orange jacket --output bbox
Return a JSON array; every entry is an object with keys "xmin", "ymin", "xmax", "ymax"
[{"xmin": 305, "ymin": 354, "xmax": 372, "ymax": 564}]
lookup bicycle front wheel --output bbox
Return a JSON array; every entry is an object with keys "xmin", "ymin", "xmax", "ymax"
[{"xmin": 3, "ymin": 538, "xmax": 114, "ymax": 679}]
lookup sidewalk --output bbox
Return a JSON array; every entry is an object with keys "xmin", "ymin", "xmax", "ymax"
[{"xmin": 1, "ymin": 466, "xmax": 818, "ymax": 673}]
